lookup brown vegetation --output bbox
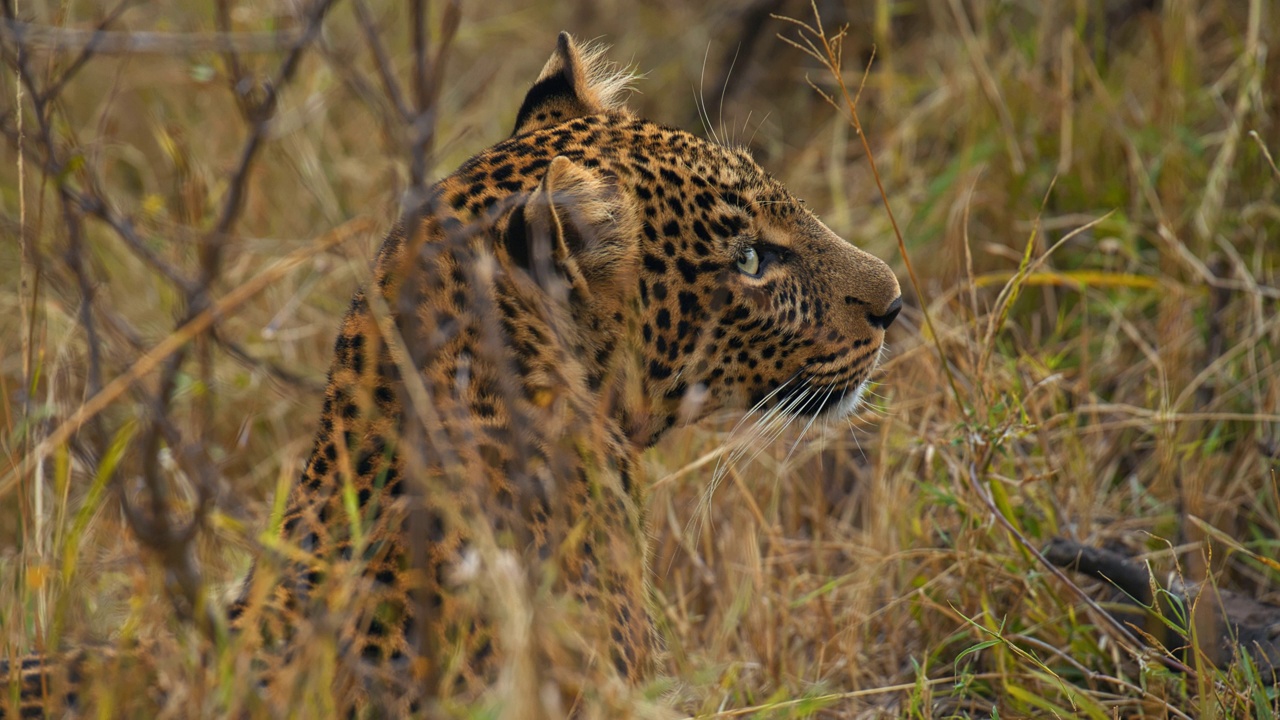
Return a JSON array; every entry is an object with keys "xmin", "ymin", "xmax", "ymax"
[{"xmin": 2, "ymin": 0, "xmax": 1278, "ymax": 716}]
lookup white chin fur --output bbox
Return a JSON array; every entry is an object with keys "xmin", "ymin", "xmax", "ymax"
[
  {"xmin": 826, "ymin": 381, "xmax": 868, "ymax": 420},
  {"xmin": 826, "ymin": 344, "xmax": 887, "ymax": 420}
]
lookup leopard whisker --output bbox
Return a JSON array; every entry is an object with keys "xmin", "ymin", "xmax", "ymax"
[
  {"xmin": 695, "ymin": 43, "xmax": 719, "ymax": 145},
  {"xmin": 706, "ymin": 380, "xmax": 796, "ymax": 496},
  {"xmin": 783, "ymin": 382, "xmax": 838, "ymax": 466},
  {"xmin": 730, "ymin": 379, "xmax": 808, "ymax": 460},
  {"xmin": 715, "ymin": 376, "xmax": 796, "ymax": 463},
  {"xmin": 845, "ymin": 413, "xmax": 868, "ymax": 462},
  {"xmin": 734, "ymin": 382, "xmax": 814, "ymax": 476},
  {"xmin": 695, "ymin": 381, "xmax": 811, "ymax": 539},
  {"xmin": 717, "ymin": 42, "xmax": 741, "ymax": 146}
]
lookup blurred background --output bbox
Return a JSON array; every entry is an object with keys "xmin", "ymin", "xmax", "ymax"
[{"xmin": 2, "ymin": 0, "xmax": 1278, "ymax": 716}]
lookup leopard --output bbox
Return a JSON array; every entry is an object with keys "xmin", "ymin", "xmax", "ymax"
[{"xmin": 3, "ymin": 32, "xmax": 901, "ymax": 718}]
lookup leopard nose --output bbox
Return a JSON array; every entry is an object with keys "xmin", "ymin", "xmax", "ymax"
[{"xmin": 867, "ymin": 296, "xmax": 902, "ymax": 330}]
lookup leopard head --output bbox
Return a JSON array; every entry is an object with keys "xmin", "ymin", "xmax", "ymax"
[{"xmin": 474, "ymin": 33, "xmax": 902, "ymax": 447}]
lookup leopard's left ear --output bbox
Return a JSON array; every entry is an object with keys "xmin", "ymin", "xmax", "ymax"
[
  {"xmin": 512, "ymin": 32, "xmax": 634, "ymax": 137},
  {"xmin": 501, "ymin": 156, "xmax": 638, "ymax": 299}
]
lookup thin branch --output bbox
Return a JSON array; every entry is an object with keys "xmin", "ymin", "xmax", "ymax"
[
  {"xmin": 0, "ymin": 114, "xmax": 198, "ymax": 293},
  {"xmin": 212, "ymin": 329, "xmax": 326, "ymax": 394},
  {"xmin": 213, "ymin": 0, "xmax": 251, "ymax": 117},
  {"xmin": 208, "ymin": 0, "xmax": 337, "ymax": 261},
  {"xmin": 405, "ymin": 0, "xmax": 462, "ymax": 201},
  {"xmin": 967, "ymin": 459, "xmax": 1198, "ymax": 679},
  {"xmin": 0, "ymin": 17, "xmax": 310, "ymax": 55},
  {"xmin": 773, "ymin": 2, "xmax": 967, "ymax": 415},
  {"xmin": 31, "ymin": 2, "xmax": 128, "ymax": 107},
  {"xmin": 0, "ymin": 216, "xmax": 376, "ymax": 501},
  {"xmin": 0, "ymin": 0, "xmax": 341, "ymax": 651},
  {"xmin": 354, "ymin": 0, "xmax": 410, "ymax": 120}
]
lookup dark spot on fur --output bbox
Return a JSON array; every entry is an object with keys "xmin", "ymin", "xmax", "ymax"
[
  {"xmin": 648, "ymin": 360, "xmax": 673, "ymax": 380},
  {"xmin": 643, "ymin": 254, "xmax": 667, "ymax": 273}
]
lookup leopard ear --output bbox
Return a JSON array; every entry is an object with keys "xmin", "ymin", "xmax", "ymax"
[
  {"xmin": 502, "ymin": 156, "xmax": 637, "ymax": 296},
  {"xmin": 512, "ymin": 32, "xmax": 634, "ymax": 137}
]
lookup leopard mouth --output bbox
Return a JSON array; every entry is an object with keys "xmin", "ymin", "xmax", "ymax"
[
  {"xmin": 771, "ymin": 339, "xmax": 894, "ymax": 418},
  {"xmin": 772, "ymin": 375, "xmax": 869, "ymax": 418}
]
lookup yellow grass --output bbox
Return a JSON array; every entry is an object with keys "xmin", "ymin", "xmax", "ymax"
[{"xmin": 2, "ymin": 0, "xmax": 1278, "ymax": 717}]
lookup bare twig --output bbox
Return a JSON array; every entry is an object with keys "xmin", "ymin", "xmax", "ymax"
[
  {"xmin": 410, "ymin": 0, "xmax": 431, "ymax": 184},
  {"xmin": 405, "ymin": 0, "xmax": 462, "ymax": 205},
  {"xmin": 966, "ymin": 458, "xmax": 1199, "ymax": 679},
  {"xmin": 773, "ymin": 3, "xmax": 967, "ymax": 415},
  {"xmin": 4, "ymin": 3, "xmax": 111, "ymax": 458},
  {"xmin": 58, "ymin": 205, "xmax": 104, "ymax": 434},
  {"xmin": 213, "ymin": 0, "xmax": 251, "ymax": 117},
  {"xmin": 0, "ymin": 117, "xmax": 193, "ymax": 292},
  {"xmin": 208, "ymin": 0, "xmax": 337, "ymax": 266},
  {"xmin": 4, "ymin": 3, "xmax": 337, "ymax": 632},
  {"xmin": 1, "ymin": 17, "xmax": 310, "ymax": 55},
  {"xmin": 211, "ymin": 330, "xmax": 327, "ymax": 394},
  {"xmin": 0, "ymin": 216, "xmax": 376, "ymax": 521},
  {"xmin": 354, "ymin": 0, "xmax": 410, "ymax": 120}
]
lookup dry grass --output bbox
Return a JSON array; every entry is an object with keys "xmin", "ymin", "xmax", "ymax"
[{"xmin": 2, "ymin": 0, "xmax": 1279, "ymax": 717}]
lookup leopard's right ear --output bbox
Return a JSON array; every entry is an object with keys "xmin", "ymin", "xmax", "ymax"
[{"xmin": 512, "ymin": 32, "xmax": 634, "ymax": 137}]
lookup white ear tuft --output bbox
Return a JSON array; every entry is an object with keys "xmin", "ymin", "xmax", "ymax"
[{"xmin": 512, "ymin": 32, "xmax": 639, "ymax": 136}]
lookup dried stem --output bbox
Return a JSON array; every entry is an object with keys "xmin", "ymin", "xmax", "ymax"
[{"xmin": 773, "ymin": 3, "xmax": 967, "ymax": 416}]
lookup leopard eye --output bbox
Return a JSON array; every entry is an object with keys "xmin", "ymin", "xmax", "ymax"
[{"xmin": 735, "ymin": 246, "xmax": 761, "ymax": 277}]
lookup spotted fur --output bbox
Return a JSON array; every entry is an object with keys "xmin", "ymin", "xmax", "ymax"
[{"xmin": 3, "ymin": 32, "xmax": 901, "ymax": 718}]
